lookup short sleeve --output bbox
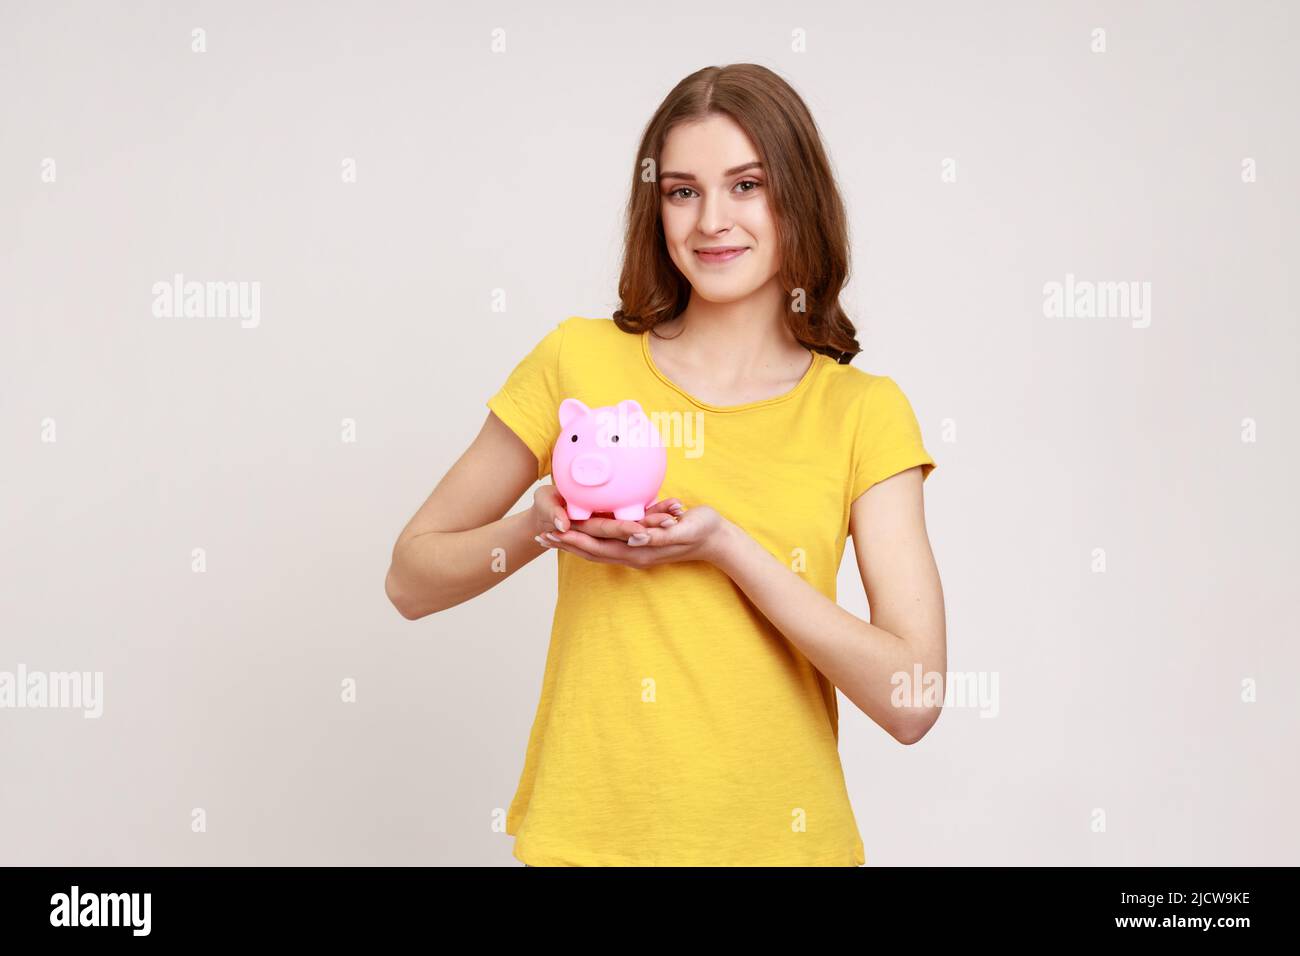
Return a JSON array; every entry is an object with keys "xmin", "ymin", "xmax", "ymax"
[
  {"xmin": 850, "ymin": 376, "xmax": 936, "ymax": 500},
  {"xmin": 486, "ymin": 319, "xmax": 568, "ymax": 482}
]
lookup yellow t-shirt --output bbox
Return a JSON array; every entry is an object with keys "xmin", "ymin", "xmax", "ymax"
[{"xmin": 486, "ymin": 315, "xmax": 936, "ymax": 866}]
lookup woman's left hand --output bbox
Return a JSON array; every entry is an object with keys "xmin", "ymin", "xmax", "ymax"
[{"xmin": 535, "ymin": 504, "xmax": 730, "ymax": 569}]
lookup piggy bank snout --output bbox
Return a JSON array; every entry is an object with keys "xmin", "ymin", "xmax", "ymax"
[{"xmin": 569, "ymin": 452, "xmax": 612, "ymax": 487}]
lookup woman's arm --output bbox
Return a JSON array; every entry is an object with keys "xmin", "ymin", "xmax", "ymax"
[
  {"xmin": 384, "ymin": 411, "xmax": 550, "ymax": 620},
  {"xmin": 709, "ymin": 466, "xmax": 946, "ymax": 744}
]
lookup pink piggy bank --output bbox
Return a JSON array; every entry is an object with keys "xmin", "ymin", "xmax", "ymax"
[{"xmin": 551, "ymin": 397, "xmax": 666, "ymax": 521}]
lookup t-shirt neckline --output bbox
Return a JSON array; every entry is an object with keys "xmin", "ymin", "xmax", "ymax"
[{"xmin": 641, "ymin": 329, "xmax": 825, "ymax": 413}]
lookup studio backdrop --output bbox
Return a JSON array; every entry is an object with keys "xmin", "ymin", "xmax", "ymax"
[{"xmin": 1, "ymin": 0, "xmax": 1295, "ymax": 865}]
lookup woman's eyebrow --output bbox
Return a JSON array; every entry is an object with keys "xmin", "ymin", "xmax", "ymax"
[{"xmin": 659, "ymin": 160, "xmax": 763, "ymax": 182}]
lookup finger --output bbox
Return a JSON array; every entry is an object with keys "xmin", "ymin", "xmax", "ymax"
[
  {"xmin": 570, "ymin": 515, "xmax": 651, "ymax": 541},
  {"xmin": 550, "ymin": 487, "xmax": 570, "ymax": 532},
  {"xmin": 625, "ymin": 516, "xmax": 680, "ymax": 547},
  {"xmin": 639, "ymin": 512, "xmax": 678, "ymax": 528},
  {"xmin": 536, "ymin": 532, "xmax": 570, "ymax": 553},
  {"xmin": 647, "ymin": 498, "xmax": 686, "ymax": 517},
  {"xmin": 550, "ymin": 528, "xmax": 692, "ymax": 564},
  {"xmin": 544, "ymin": 530, "xmax": 618, "ymax": 563}
]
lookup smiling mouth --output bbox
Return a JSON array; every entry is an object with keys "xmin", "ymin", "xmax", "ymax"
[{"xmin": 695, "ymin": 247, "xmax": 749, "ymax": 263}]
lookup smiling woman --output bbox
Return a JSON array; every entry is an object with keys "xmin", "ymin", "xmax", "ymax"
[
  {"xmin": 617, "ymin": 66, "xmax": 860, "ymax": 366},
  {"xmin": 385, "ymin": 63, "xmax": 944, "ymax": 869}
]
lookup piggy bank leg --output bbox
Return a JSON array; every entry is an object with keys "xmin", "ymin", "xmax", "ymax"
[
  {"xmin": 613, "ymin": 503, "xmax": 646, "ymax": 521},
  {"xmin": 567, "ymin": 503, "xmax": 592, "ymax": 520}
]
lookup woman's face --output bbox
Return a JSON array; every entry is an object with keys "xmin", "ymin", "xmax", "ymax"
[{"xmin": 658, "ymin": 114, "xmax": 780, "ymax": 304}]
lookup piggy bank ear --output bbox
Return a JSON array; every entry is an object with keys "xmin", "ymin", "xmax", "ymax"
[
  {"xmin": 617, "ymin": 399, "xmax": 646, "ymax": 423},
  {"xmin": 559, "ymin": 398, "xmax": 590, "ymax": 429}
]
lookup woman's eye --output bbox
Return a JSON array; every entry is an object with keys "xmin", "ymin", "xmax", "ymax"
[{"xmin": 666, "ymin": 181, "xmax": 760, "ymax": 200}]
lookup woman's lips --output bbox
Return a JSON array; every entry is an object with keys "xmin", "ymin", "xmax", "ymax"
[{"xmin": 694, "ymin": 247, "xmax": 749, "ymax": 264}]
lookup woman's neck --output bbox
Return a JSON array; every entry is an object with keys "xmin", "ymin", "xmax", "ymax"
[{"xmin": 659, "ymin": 285, "xmax": 807, "ymax": 379}]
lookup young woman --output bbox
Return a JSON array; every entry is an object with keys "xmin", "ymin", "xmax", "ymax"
[{"xmin": 385, "ymin": 64, "xmax": 945, "ymax": 867}]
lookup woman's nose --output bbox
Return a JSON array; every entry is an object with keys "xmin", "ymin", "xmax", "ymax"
[{"xmin": 696, "ymin": 192, "xmax": 732, "ymax": 234}]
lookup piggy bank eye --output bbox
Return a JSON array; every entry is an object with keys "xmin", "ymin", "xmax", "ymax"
[
  {"xmin": 569, "ymin": 434, "xmax": 578, "ymax": 442},
  {"xmin": 611, "ymin": 435, "xmax": 619, "ymax": 443}
]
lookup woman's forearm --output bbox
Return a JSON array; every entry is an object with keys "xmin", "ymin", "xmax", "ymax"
[
  {"xmin": 708, "ymin": 520, "xmax": 942, "ymax": 743},
  {"xmin": 385, "ymin": 509, "xmax": 547, "ymax": 619}
]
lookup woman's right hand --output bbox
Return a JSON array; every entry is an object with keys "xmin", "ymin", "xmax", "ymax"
[
  {"xmin": 532, "ymin": 484, "xmax": 573, "ymax": 539},
  {"xmin": 531, "ymin": 484, "xmax": 683, "ymax": 547}
]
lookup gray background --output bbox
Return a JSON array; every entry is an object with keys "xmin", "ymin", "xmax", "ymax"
[{"xmin": 1, "ymin": 0, "xmax": 1296, "ymax": 865}]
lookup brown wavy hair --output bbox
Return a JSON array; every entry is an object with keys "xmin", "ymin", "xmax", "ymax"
[{"xmin": 612, "ymin": 63, "xmax": 862, "ymax": 365}]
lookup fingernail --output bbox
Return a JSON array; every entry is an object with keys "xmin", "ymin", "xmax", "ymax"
[
  {"xmin": 661, "ymin": 517, "xmax": 677, "ymax": 526},
  {"xmin": 534, "ymin": 535, "xmax": 549, "ymax": 547},
  {"xmin": 546, "ymin": 532, "xmax": 561, "ymax": 542},
  {"xmin": 557, "ymin": 518, "xmax": 568, "ymax": 531},
  {"xmin": 628, "ymin": 533, "xmax": 651, "ymax": 546}
]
